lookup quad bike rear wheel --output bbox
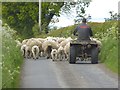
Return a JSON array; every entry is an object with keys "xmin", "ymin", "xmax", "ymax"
[
  {"xmin": 91, "ymin": 47, "xmax": 99, "ymax": 64},
  {"xmin": 69, "ymin": 45, "xmax": 76, "ymax": 64}
]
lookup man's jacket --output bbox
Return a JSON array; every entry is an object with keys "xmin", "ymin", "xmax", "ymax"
[{"xmin": 74, "ymin": 23, "xmax": 93, "ymax": 41}]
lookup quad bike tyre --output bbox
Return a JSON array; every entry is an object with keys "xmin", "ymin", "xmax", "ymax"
[
  {"xmin": 69, "ymin": 45, "xmax": 76, "ymax": 64},
  {"xmin": 91, "ymin": 47, "xmax": 99, "ymax": 64}
]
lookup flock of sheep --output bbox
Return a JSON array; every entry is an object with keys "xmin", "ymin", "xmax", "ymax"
[{"xmin": 15, "ymin": 37, "xmax": 102, "ymax": 61}]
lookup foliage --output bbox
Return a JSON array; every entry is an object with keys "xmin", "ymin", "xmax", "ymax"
[
  {"xmin": 2, "ymin": 1, "xmax": 91, "ymax": 39},
  {"xmin": 73, "ymin": 0, "xmax": 90, "ymax": 24},
  {"xmin": 41, "ymin": 2, "xmax": 64, "ymax": 34},
  {"xmin": 104, "ymin": 11, "xmax": 120, "ymax": 21},
  {"xmin": 2, "ymin": 2, "xmax": 39, "ymax": 39},
  {"xmin": 32, "ymin": 23, "xmax": 40, "ymax": 37},
  {"xmin": 88, "ymin": 21, "xmax": 117, "ymax": 35},
  {"xmin": 98, "ymin": 24, "xmax": 118, "ymax": 73},
  {"xmin": 0, "ymin": 21, "xmax": 1, "ymax": 89},
  {"xmin": 2, "ymin": 24, "xmax": 23, "ymax": 88},
  {"xmin": 37, "ymin": 25, "xmax": 76, "ymax": 38},
  {"xmin": 40, "ymin": 21, "xmax": 117, "ymax": 38},
  {"xmin": 0, "ymin": 2, "xmax": 1, "ymax": 19},
  {"xmin": 41, "ymin": 1, "xmax": 91, "ymax": 34}
]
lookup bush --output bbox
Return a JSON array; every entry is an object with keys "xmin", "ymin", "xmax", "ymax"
[
  {"xmin": 99, "ymin": 25, "xmax": 118, "ymax": 73},
  {"xmin": 2, "ymin": 24, "xmax": 23, "ymax": 88}
]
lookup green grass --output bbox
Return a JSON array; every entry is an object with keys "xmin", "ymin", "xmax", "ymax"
[
  {"xmin": 0, "ymin": 30, "xmax": 2, "ymax": 89},
  {"xmin": 2, "ymin": 27, "xmax": 23, "ymax": 88},
  {"xmin": 100, "ymin": 36, "xmax": 118, "ymax": 73},
  {"xmin": 38, "ymin": 21, "xmax": 117, "ymax": 38}
]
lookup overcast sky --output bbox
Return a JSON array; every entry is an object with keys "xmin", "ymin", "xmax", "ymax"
[{"xmin": 49, "ymin": 0, "xmax": 119, "ymax": 28}]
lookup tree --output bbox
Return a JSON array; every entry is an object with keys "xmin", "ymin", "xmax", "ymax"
[
  {"xmin": 105, "ymin": 11, "xmax": 119, "ymax": 21},
  {"xmin": 2, "ymin": 1, "xmax": 91, "ymax": 38},
  {"xmin": 41, "ymin": 1, "xmax": 91, "ymax": 34},
  {"xmin": 2, "ymin": 2, "xmax": 39, "ymax": 39},
  {"xmin": 41, "ymin": 2, "xmax": 64, "ymax": 33},
  {"xmin": 74, "ymin": 0, "xmax": 90, "ymax": 24}
]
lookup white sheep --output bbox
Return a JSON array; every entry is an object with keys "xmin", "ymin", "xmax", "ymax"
[
  {"xmin": 36, "ymin": 38, "xmax": 45, "ymax": 43},
  {"xmin": 57, "ymin": 37, "xmax": 66, "ymax": 44},
  {"xmin": 21, "ymin": 44, "xmax": 27, "ymax": 58},
  {"xmin": 25, "ymin": 38, "xmax": 40, "ymax": 58},
  {"xmin": 24, "ymin": 39, "xmax": 35, "ymax": 58},
  {"xmin": 33, "ymin": 39, "xmax": 43, "ymax": 57},
  {"xmin": 90, "ymin": 37, "xmax": 102, "ymax": 51},
  {"xmin": 64, "ymin": 42, "xmax": 70, "ymax": 60},
  {"xmin": 42, "ymin": 40, "xmax": 59, "ymax": 59},
  {"xmin": 51, "ymin": 49, "xmax": 58, "ymax": 61},
  {"xmin": 60, "ymin": 37, "xmax": 72, "ymax": 48},
  {"xmin": 57, "ymin": 46, "xmax": 65, "ymax": 61},
  {"xmin": 25, "ymin": 45, "xmax": 32, "ymax": 59},
  {"xmin": 22, "ymin": 39, "xmax": 29, "ymax": 45},
  {"xmin": 32, "ymin": 45, "xmax": 39, "ymax": 60}
]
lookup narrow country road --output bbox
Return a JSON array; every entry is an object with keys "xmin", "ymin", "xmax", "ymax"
[{"xmin": 20, "ymin": 57, "xmax": 118, "ymax": 88}]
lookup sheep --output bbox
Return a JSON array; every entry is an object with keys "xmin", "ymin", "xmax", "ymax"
[
  {"xmin": 33, "ymin": 39, "xmax": 43, "ymax": 57},
  {"xmin": 32, "ymin": 45, "xmax": 39, "ymax": 60},
  {"xmin": 36, "ymin": 38, "xmax": 45, "ymax": 43},
  {"xmin": 51, "ymin": 49, "xmax": 58, "ymax": 61},
  {"xmin": 21, "ymin": 44, "xmax": 27, "ymax": 58},
  {"xmin": 20, "ymin": 37, "xmax": 75, "ymax": 60},
  {"xmin": 59, "ymin": 37, "xmax": 72, "ymax": 48},
  {"xmin": 25, "ymin": 45, "xmax": 32, "ymax": 59},
  {"xmin": 42, "ymin": 40, "xmax": 59, "ymax": 59},
  {"xmin": 64, "ymin": 42, "xmax": 70, "ymax": 60},
  {"xmin": 45, "ymin": 36, "xmax": 53, "ymax": 41},
  {"xmin": 22, "ymin": 39, "xmax": 29, "ymax": 45},
  {"xmin": 90, "ymin": 37, "xmax": 102, "ymax": 51},
  {"xmin": 57, "ymin": 46, "xmax": 65, "ymax": 61},
  {"xmin": 25, "ymin": 38, "xmax": 40, "ymax": 58},
  {"xmin": 57, "ymin": 37, "xmax": 66, "ymax": 44}
]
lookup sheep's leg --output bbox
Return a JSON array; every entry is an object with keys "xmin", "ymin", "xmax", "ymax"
[
  {"xmin": 60, "ymin": 54, "xmax": 62, "ymax": 61},
  {"xmin": 46, "ymin": 53, "xmax": 49, "ymax": 59},
  {"xmin": 25, "ymin": 51, "xmax": 27, "ymax": 58},
  {"xmin": 66, "ymin": 53, "xmax": 69, "ymax": 61},
  {"xmin": 32, "ymin": 52, "xmax": 35, "ymax": 59},
  {"xmin": 27, "ymin": 51, "xmax": 31, "ymax": 59},
  {"xmin": 52, "ymin": 54, "xmax": 55, "ymax": 61},
  {"xmin": 55, "ymin": 54, "xmax": 58, "ymax": 61},
  {"xmin": 57, "ymin": 54, "xmax": 59, "ymax": 61},
  {"xmin": 22, "ymin": 49, "xmax": 25, "ymax": 58},
  {"xmin": 58, "ymin": 54, "xmax": 60, "ymax": 61},
  {"xmin": 53, "ymin": 56, "xmax": 55, "ymax": 61},
  {"xmin": 42, "ymin": 51, "xmax": 45, "ymax": 57},
  {"xmin": 39, "ymin": 51, "xmax": 41, "ymax": 57},
  {"xmin": 63, "ymin": 54, "xmax": 65, "ymax": 60},
  {"xmin": 36, "ymin": 52, "xmax": 39, "ymax": 59},
  {"xmin": 65, "ymin": 53, "xmax": 68, "ymax": 60}
]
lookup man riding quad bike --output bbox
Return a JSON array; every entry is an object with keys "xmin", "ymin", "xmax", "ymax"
[{"xmin": 69, "ymin": 18, "xmax": 99, "ymax": 64}]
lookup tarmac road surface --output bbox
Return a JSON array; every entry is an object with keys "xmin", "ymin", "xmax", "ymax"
[{"xmin": 20, "ymin": 57, "xmax": 118, "ymax": 88}]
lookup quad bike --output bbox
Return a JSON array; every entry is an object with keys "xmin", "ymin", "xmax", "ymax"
[{"xmin": 69, "ymin": 40, "xmax": 99, "ymax": 64}]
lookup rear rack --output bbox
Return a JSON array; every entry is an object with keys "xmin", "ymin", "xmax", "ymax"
[{"xmin": 70, "ymin": 40, "xmax": 97, "ymax": 45}]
